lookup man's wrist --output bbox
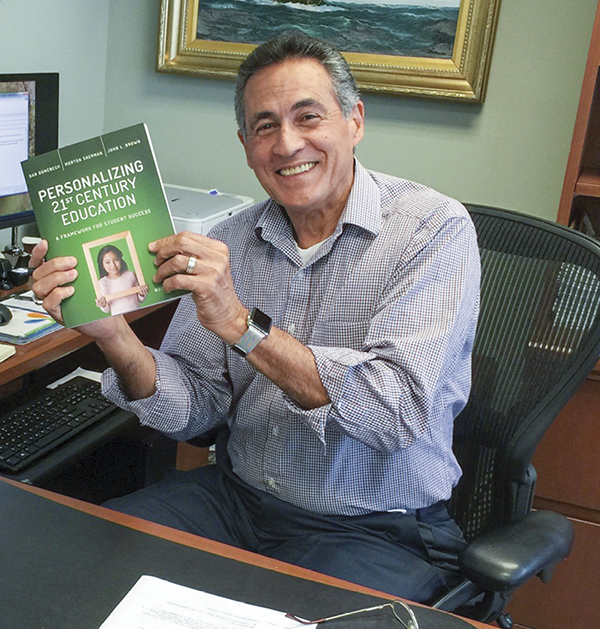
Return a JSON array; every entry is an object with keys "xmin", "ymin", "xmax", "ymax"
[
  {"xmin": 231, "ymin": 307, "xmax": 272, "ymax": 357},
  {"xmin": 231, "ymin": 308, "xmax": 250, "ymax": 342},
  {"xmin": 93, "ymin": 316, "xmax": 132, "ymax": 351}
]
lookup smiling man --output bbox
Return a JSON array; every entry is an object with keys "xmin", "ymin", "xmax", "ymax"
[
  {"xmin": 31, "ymin": 31, "xmax": 480, "ymax": 603},
  {"xmin": 238, "ymin": 54, "xmax": 364, "ymax": 247}
]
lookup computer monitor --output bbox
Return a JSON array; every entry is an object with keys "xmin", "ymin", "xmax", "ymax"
[{"xmin": 0, "ymin": 73, "xmax": 59, "ymax": 235}]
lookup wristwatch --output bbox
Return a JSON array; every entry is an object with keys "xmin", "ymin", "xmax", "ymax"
[{"xmin": 231, "ymin": 307, "xmax": 272, "ymax": 357}]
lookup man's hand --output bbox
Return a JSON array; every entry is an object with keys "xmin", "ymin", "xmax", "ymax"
[
  {"xmin": 29, "ymin": 239, "xmax": 75, "ymax": 324},
  {"xmin": 150, "ymin": 232, "xmax": 329, "ymax": 409},
  {"xmin": 149, "ymin": 231, "xmax": 248, "ymax": 344}
]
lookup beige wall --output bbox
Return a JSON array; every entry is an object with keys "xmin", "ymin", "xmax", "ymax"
[{"xmin": 0, "ymin": 0, "xmax": 110, "ymax": 247}]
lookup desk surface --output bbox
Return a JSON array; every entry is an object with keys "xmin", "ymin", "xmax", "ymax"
[
  {"xmin": 0, "ymin": 477, "xmax": 490, "ymax": 629},
  {"xmin": 0, "ymin": 300, "xmax": 176, "ymax": 390}
]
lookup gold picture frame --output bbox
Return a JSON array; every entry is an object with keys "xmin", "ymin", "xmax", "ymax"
[
  {"xmin": 157, "ymin": 0, "xmax": 501, "ymax": 103},
  {"xmin": 82, "ymin": 231, "xmax": 146, "ymax": 304}
]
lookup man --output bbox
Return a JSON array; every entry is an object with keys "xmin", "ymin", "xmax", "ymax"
[{"xmin": 31, "ymin": 31, "xmax": 480, "ymax": 602}]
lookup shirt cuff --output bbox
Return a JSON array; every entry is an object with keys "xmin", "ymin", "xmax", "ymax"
[
  {"xmin": 282, "ymin": 345, "xmax": 375, "ymax": 443},
  {"xmin": 101, "ymin": 347, "xmax": 192, "ymax": 436}
]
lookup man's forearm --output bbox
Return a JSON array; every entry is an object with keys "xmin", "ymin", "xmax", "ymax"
[
  {"xmin": 246, "ymin": 325, "xmax": 330, "ymax": 410},
  {"xmin": 95, "ymin": 318, "xmax": 157, "ymax": 400}
]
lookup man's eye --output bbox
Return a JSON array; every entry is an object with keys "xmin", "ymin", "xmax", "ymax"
[
  {"xmin": 298, "ymin": 113, "xmax": 321, "ymax": 126},
  {"xmin": 255, "ymin": 122, "xmax": 275, "ymax": 134}
]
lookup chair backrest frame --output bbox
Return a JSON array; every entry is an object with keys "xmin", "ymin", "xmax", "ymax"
[{"xmin": 451, "ymin": 205, "xmax": 600, "ymax": 542}]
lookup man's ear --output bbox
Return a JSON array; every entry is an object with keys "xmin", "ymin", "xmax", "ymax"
[
  {"xmin": 351, "ymin": 100, "xmax": 365, "ymax": 147},
  {"xmin": 238, "ymin": 129, "xmax": 252, "ymax": 168}
]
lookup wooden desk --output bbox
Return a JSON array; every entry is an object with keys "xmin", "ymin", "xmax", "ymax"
[{"xmin": 0, "ymin": 476, "xmax": 491, "ymax": 629}]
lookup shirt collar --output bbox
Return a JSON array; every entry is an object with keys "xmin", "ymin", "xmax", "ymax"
[
  {"xmin": 256, "ymin": 159, "xmax": 382, "ymax": 241},
  {"xmin": 336, "ymin": 159, "xmax": 382, "ymax": 238}
]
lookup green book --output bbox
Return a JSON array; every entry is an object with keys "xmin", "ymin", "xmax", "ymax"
[{"xmin": 21, "ymin": 123, "xmax": 185, "ymax": 328}]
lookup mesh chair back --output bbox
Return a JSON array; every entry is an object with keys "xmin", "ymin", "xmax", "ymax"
[{"xmin": 451, "ymin": 205, "xmax": 600, "ymax": 542}]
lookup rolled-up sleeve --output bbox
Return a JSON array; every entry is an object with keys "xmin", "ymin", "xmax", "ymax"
[{"xmin": 102, "ymin": 296, "xmax": 234, "ymax": 442}]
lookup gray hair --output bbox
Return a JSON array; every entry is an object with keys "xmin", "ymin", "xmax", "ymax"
[{"xmin": 234, "ymin": 30, "xmax": 360, "ymax": 138}]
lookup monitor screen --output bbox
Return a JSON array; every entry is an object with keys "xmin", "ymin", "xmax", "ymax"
[{"xmin": 0, "ymin": 73, "xmax": 59, "ymax": 231}]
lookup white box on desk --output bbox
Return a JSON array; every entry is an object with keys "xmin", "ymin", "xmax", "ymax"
[{"xmin": 164, "ymin": 184, "xmax": 253, "ymax": 236}]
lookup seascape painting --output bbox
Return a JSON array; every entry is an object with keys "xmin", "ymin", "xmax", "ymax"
[
  {"xmin": 159, "ymin": 0, "xmax": 500, "ymax": 101},
  {"xmin": 197, "ymin": 0, "xmax": 461, "ymax": 59}
]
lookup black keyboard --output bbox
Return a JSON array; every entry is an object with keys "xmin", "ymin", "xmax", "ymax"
[{"xmin": 0, "ymin": 377, "xmax": 117, "ymax": 473}]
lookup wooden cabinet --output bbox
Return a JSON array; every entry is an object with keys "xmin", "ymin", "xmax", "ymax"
[
  {"xmin": 507, "ymin": 379, "xmax": 600, "ymax": 629},
  {"xmin": 558, "ymin": 1, "xmax": 600, "ymax": 231},
  {"xmin": 507, "ymin": 6, "xmax": 600, "ymax": 627}
]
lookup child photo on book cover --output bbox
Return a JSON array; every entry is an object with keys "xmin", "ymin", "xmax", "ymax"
[{"xmin": 82, "ymin": 231, "xmax": 149, "ymax": 317}]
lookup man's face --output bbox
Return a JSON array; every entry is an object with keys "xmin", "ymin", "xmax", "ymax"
[{"xmin": 239, "ymin": 58, "xmax": 364, "ymax": 222}]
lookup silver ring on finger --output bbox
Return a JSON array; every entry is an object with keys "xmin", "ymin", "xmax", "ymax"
[{"xmin": 185, "ymin": 255, "xmax": 197, "ymax": 275}]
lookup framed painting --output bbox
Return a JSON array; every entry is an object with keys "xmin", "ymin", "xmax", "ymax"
[{"xmin": 157, "ymin": 0, "xmax": 501, "ymax": 102}]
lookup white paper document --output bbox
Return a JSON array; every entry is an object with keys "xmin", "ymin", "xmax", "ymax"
[
  {"xmin": 47, "ymin": 367, "xmax": 103, "ymax": 388},
  {"xmin": 99, "ymin": 575, "xmax": 314, "ymax": 629}
]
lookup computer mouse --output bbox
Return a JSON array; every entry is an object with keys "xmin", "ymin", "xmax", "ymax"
[{"xmin": 0, "ymin": 303, "xmax": 12, "ymax": 326}]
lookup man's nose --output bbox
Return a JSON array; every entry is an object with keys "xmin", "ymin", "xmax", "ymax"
[{"xmin": 274, "ymin": 123, "xmax": 305, "ymax": 155}]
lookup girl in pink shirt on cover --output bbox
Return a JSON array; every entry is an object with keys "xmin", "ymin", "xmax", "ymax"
[{"xmin": 95, "ymin": 244, "xmax": 148, "ymax": 316}]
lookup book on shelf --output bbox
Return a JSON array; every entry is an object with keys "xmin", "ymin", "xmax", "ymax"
[
  {"xmin": 21, "ymin": 123, "xmax": 186, "ymax": 328},
  {"xmin": 579, "ymin": 208, "xmax": 600, "ymax": 239}
]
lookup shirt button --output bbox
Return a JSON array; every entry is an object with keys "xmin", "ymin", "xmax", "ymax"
[
  {"xmin": 288, "ymin": 323, "xmax": 296, "ymax": 336},
  {"xmin": 272, "ymin": 425, "xmax": 279, "ymax": 437},
  {"xmin": 267, "ymin": 477, "xmax": 276, "ymax": 488}
]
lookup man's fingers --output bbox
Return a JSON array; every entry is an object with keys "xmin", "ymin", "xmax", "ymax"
[
  {"xmin": 149, "ymin": 233, "xmax": 191, "ymax": 264},
  {"xmin": 31, "ymin": 255, "xmax": 78, "ymax": 283},
  {"xmin": 29, "ymin": 239, "xmax": 49, "ymax": 270},
  {"xmin": 149, "ymin": 231, "xmax": 220, "ymax": 266},
  {"xmin": 32, "ymin": 267, "xmax": 78, "ymax": 301},
  {"xmin": 161, "ymin": 272, "xmax": 207, "ymax": 294},
  {"xmin": 152, "ymin": 253, "xmax": 195, "ymax": 283},
  {"xmin": 41, "ymin": 285, "xmax": 75, "ymax": 323},
  {"xmin": 27, "ymin": 245, "xmax": 80, "ymax": 325}
]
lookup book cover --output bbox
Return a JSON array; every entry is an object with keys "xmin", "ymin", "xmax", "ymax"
[{"xmin": 21, "ymin": 123, "xmax": 185, "ymax": 327}]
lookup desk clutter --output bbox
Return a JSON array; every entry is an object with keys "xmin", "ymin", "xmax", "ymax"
[
  {"xmin": 97, "ymin": 576, "xmax": 477, "ymax": 628},
  {"xmin": 0, "ymin": 290, "xmax": 61, "ymax": 344},
  {"xmin": 0, "ymin": 247, "xmax": 33, "ymax": 291},
  {"xmin": 101, "ymin": 575, "xmax": 471, "ymax": 628}
]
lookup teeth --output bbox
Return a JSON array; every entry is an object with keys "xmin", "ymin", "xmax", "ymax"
[{"xmin": 279, "ymin": 162, "xmax": 316, "ymax": 177}]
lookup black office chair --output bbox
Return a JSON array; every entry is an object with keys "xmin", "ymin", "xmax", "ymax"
[
  {"xmin": 185, "ymin": 205, "xmax": 600, "ymax": 627},
  {"xmin": 431, "ymin": 205, "xmax": 600, "ymax": 627}
]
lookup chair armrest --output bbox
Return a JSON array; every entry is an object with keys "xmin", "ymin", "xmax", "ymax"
[{"xmin": 459, "ymin": 510, "xmax": 574, "ymax": 592}]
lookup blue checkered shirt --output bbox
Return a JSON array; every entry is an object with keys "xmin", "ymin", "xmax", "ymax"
[{"xmin": 103, "ymin": 161, "xmax": 480, "ymax": 515}]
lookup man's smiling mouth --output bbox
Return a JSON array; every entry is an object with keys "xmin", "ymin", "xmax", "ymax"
[{"xmin": 278, "ymin": 162, "xmax": 317, "ymax": 177}]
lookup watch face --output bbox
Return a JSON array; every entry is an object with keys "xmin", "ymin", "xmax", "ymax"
[{"xmin": 250, "ymin": 308, "xmax": 272, "ymax": 333}]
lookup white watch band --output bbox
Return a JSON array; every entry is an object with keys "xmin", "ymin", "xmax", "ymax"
[{"xmin": 231, "ymin": 308, "xmax": 271, "ymax": 357}]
